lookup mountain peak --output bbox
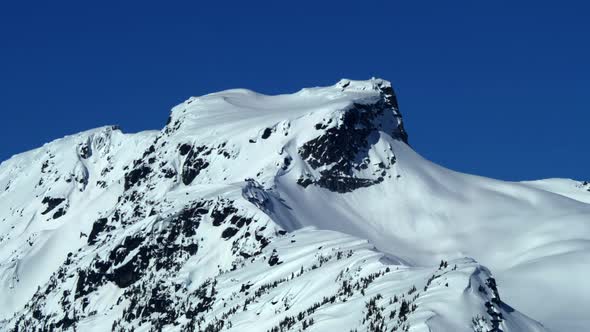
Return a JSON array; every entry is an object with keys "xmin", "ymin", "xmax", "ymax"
[
  {"xmin": 155, "ymin": 79, "xmax": 409, "ymax": 193},
  {"xmin": 165, "ymin": 78, "xmax": 407, "ymax": 144},
  {"xmin": 1, "ymin": 79, "xmax": 587, "ymax": 332}
]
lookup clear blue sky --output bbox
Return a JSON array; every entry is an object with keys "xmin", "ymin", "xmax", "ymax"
[{"xmin": 1, "ymin": 1, "xmax": 588, "ymax": 181}]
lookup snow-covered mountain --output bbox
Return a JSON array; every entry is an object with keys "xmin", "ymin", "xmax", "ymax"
[{"xmin": 0, "ymin": 79, "xmax": 588, "ymax": 332}]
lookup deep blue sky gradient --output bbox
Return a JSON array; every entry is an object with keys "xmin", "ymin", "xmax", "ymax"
[{"xmin": 1, "ymin": 1, "xmax": 588, "ymax": 181}]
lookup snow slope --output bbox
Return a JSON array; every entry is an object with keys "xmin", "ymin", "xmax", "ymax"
[{"xmin": 0, "ymin": 78, "xmax": 587, "ymax": 331}]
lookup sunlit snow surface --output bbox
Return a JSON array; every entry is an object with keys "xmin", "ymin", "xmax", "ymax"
[{"xmin": 0, "ymin": 79, "xmax": 587, "ymax": 331}]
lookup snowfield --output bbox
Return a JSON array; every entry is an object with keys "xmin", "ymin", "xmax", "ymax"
[{"xmin": 0, "ymin": 78, "xmax": 587, "ymax": 332}]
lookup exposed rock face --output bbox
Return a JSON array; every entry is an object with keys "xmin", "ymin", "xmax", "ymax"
[
  {"xmin": 40, "ymin": 197, "xmax": 66, "ymax": 215},
  {"xmin": 298, "ymin": 102, "xmax": 392, "ymax": 193},
  {"xmin": 293, "ymin": 79, "xmax": 405, "ymax": 193},
  {"xmin": 180, "ymin": 145, "xmax": 210, "ymax": 185}
]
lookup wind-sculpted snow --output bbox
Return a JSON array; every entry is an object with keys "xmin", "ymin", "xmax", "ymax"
[{"xmin": 0, "ymin": 78, "xmax": 587, "ymax": 331}]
